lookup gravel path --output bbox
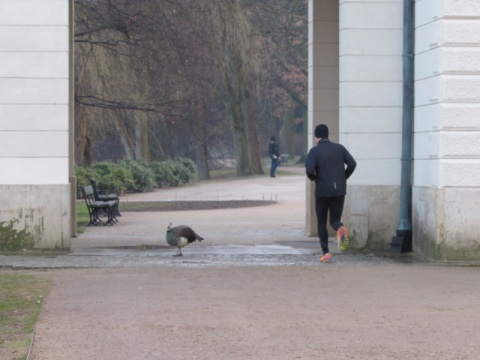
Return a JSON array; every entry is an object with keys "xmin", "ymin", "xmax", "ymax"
[
  {"xmin": 28, "ymin": 265, "xmax": 480, "ymax": 360},
  {"xmin": 11, "ymin": 168, "xmax": 480, "ymax": 359}
]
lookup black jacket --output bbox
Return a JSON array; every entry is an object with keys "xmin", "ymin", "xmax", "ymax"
[
  {"xmin": 269, "ymin": 140, "xmax": 280, "ymax": 159},
  {"xmin": 305, "ymin": 139, "xmax": 356, "ymax": 197}
]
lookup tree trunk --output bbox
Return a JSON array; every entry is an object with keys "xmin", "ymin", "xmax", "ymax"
[
  {"xmin": 214, "ymin": 0, "xmax": 262, "ymax": 177},
  {"xmin": 134, "ymin": 112, "xmax": 150, "ymax": 162},
  {"xmin": 113, "ymin": 113, "xmax": 135, "ymax": 160},
  {"xmin": 242, "ymin": 89, "xmax": 263, "ymax": 174},
  {"xmin": 224, "ymin": 58, "xmax": 262, "ymax": 176},
  {"xmin": 229, "ymin": 98, "xmax": 251, "ymax": 176},
  {"xmin": 284, "ymin": 108, "xmax": 295, "ymax": 158},
  {"xmin": 195, "ymin": 104, "xmax": 211, "ymax": 180},
  {"xmin": 75, "ymin": 113, "xmax": 88, "ymax": 165},
  {"xmin": 223, "ymin": 49, "xmax": 252, "ymax": 176},
  {"xmin": 195, "ymin": 139, "xmax": 211, "ymax": 181},
  {"xmin": 74, "ymin": 105, "xmax": 95, "ymax": 166},
  {"xmin": 149, "ymin": 130, "xmax": 166, "ymax": 162}
]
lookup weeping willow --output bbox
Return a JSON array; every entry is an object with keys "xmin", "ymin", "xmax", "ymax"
[
  {"xmin": 74, "ymin": 0, "xmax": 159, "ymax": 165},
  {"xmin": 208, "ymin": 0, "xmax": 264, "ymax": 176}
]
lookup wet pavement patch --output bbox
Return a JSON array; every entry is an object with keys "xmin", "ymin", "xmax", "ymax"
[{"xmin": 94, "ymin": 244, "xmax": 172, "ymax": 250}]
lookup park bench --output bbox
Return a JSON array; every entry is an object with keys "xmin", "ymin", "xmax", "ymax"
[
  {"xmin": 279, "ymin": 154, "xmax": 290, "ymax": 166},
  {"xmin": 81, "ymin": 185, "xmax": 117, "ymax": 226},
  {"xmin": 90, "ymin": 178, "xmax": 121, "ymax": 217}
]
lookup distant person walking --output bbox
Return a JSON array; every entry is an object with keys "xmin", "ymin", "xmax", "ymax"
[
  {"xmin": 269, "ymin": 136, "xmax": 280, "ymax": 178},
  {"xmin": 305, "ymin": 124, "xmax": 357, "ymax": 262}
]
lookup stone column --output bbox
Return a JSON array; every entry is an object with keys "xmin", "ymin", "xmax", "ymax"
[
  {"xmin": 413, "ymin": 0, "xmax": 480, "ymax": 260},
  {"xmin": 339, "ymin": 0, "xmax": 404, "ymax": 249},
  {"xmin": 306, "ymin": 0, "xmax": 339, "ymax": 236},
  {"xmin": 0, "ymin": 0, "xmax": 71, "ymax": 249}
]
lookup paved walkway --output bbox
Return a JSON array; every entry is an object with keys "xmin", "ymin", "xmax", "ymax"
[{"xmin": 2, "ymin": 166, "xmax": 396, "ymax": 268}]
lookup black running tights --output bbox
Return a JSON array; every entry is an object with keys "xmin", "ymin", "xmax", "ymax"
[{"xmin": 315, "ymin": 195, "xmax": 345, "ymax": 254}]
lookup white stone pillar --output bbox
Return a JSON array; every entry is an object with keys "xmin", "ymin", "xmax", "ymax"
[
  {"xmin": 307, "ymin": 0, "xmax": 339, "ymax": 236},
  {"xmin": 339, "ymin": 0, "xmax": 404, "ymax": 249},
  {"xmin": 413, "ymin": 0, "xmax": 480, "ymax": 260},
  {"xmin": 0, "ymin": 0, "xmax": 71, "ymax": 249}
]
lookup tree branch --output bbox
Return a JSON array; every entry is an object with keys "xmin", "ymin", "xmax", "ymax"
[{"xmin": 75, "ymin": 95, "xmax": 157, "ymax": 112}]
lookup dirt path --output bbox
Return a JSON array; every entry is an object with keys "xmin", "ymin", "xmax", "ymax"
[{"xmin": 29, "ymin": 265, "xmax": 480, "ymax": 360}]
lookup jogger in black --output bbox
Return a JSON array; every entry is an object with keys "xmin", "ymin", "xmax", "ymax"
[{"xmin": 305, "ymin": 124, "xmax": 356, "ymax": 262}]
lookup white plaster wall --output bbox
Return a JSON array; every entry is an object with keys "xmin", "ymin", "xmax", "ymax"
[
  {"xmin": 0, "ymin": 0, "xmax": 69, "ymax": 185},
  {"xmin": 414, "ymin": 0, "xmax": 480, "ymax": 189},
  {"xmin": 413, "ymin": 0, "xmax": 480, "ymax": 260},
  {"xmin": 416, "ymin": 0, "xmax": 480, "ymax": 22},
  {"xmin": 339, "ymin": 0, "xmax": 403, "ymax": 254},
  {"xmin": 0, "ymin": 0, "xmax": 71, "ymax": 249},
  {"xmin": 339, "ymin": 0, "xmax": 403, "ymax": 187}
]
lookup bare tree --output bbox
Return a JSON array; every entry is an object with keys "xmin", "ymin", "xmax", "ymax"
[
  {"xmin": 250, "ymin": 0, "xmax": 308, "ymax": 157},
  {"xmin": 73, "ymin": 0, "xmax": 307, "ymax": 173},
  {"xmin": 204, "ymin": 0, "xmax": 264, "ymax": 176}
]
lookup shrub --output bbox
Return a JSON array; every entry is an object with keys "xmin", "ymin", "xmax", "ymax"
[
  {"xmin": 118, "ymin": 159, "xmax": 156, "ymax": 192},
  {"xmin": 75, "ymin": 165, "xmax": 97, "ymax": 198},
  {"xmin": 75, "ymin": 165, "xmax": 96, "ymax": 188},
  {"xmin": 91, "ymin": 161, "xmax": 117, "ymax": 176},
  {"xmin": 95, "ymin": 165, "xmax": 134, "ymax": 194},
  {"xmin": 179, "ymin": 158, "xmax": 197, "ymax": 176},
  {"xmin": 75, "ymin": 158, "xmax": 196, "ymax": 195},
  {"xmin": 178, "ymin": 158, "xmax": 197, "ymax": 183},
  {"xmin": 148, "ymin": 159, "xmax": 197, "ymax": 187},
  {"xmin": 173, "ymin": 161, "xmax": 191, "ymax": 186},
  {"xmin": 83, "ymin": 161, "xmax": 135, "ymax": 195},
  {"xmin": 149, "ymin": 160, "xmax": 176, "ymax": 187}
]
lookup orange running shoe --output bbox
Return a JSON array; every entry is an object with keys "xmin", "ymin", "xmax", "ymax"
[
  {"xmin": 337, "ymin": 226, "xmax": 349, "ymax": 251},
  {"xmin": 320, "ymin": 253, "xmax": 332, "ymax": 263}
]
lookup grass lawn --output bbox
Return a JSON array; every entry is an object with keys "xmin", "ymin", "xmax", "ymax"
[
  {"xmin": 76, "ymin": 201, "xmax": 91, "ymax": 235},
  {"xmin": 0, "ymin": 273, "xmax": 51, "ymax": 360}
]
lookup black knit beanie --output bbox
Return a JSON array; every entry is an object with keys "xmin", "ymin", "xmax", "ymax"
[{"xmin": 314, "ymin": 124, "xmax": 329, "ymax": 139}]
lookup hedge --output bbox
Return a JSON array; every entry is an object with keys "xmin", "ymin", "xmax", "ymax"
[{"xmin": 76, "ymin": 158, "xmax": 197, "ymax": 197}]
